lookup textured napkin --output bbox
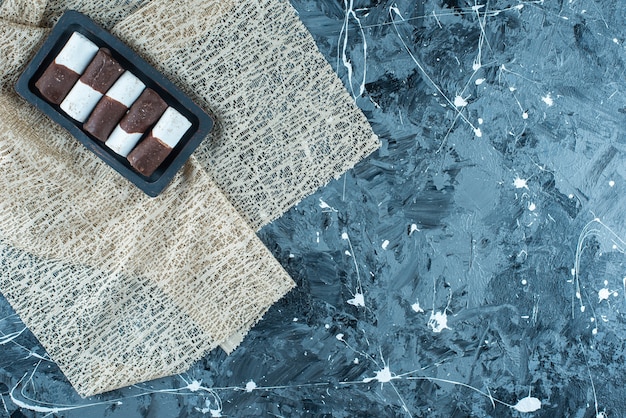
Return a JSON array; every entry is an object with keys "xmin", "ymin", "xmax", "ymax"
[{"xmin": 0, "ymin": 0, "xmax": 379, "ymax": 396}]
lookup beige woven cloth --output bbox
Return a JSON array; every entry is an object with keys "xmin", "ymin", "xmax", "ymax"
[{"xmin": 0, "ymin": 0, "xmax": 379, "ymax": 397}]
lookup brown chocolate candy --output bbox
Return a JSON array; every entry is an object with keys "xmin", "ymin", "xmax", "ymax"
[
  {"xmin": 80, "ymin": 48, "xmax": 124, "ymax": 93},
  {"xmin": 34, "ymin": 32, "xmax": 99, "ymax": 104},
  {"xmin": 83, "ymin": 97, "xmax": 128, "ymax": 141},
  {"xmin": 119, "ymin": 89, "xmax": 167, "ymax": 134},
  {"xmin": 35, "ymin": 63, "xmax": 80, "ymax": 104},
  {"xmin": 127, "ymin": 135, "xmax": 171, "ymax": 177}
]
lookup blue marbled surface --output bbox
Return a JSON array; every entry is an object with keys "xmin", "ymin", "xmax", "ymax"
[{"xmin": 2, "ymin": 0, "xmax": 626, "ymax": 416}]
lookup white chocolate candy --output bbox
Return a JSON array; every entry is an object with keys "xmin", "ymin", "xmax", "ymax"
[
  {"xmin": 60, "ymin": 80, "xmax": 103, "ymax": 122},
  {"xmin": 105, "ymin": 72, "xmax": 145, "ymax": 107},
  {"xmin": 105, "ymin": 126, "xmax": 143, "ymax": 157},
  {"xmin": 152, "ymin": 107, "xmax": 192, "ymax": 148},
  {"xmin": 55, "ymin": 32, "xmax": 99, "ymax": 74}
]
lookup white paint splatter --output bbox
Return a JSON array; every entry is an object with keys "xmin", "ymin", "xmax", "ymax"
[
  {"xmin": 475, "ymin": 78, "xmax": 485, "ymax": 85},
  {"xmin": 389, "ymin": 6, "xmax": 481, "ymax": 141},
  {"xmin": 339, "ymin": 0, "xmax": 368, "ymax": 97},
  {"xmin": 9, "ymin": 394, "xmax": 64, "ymax": 415},
  {"xmin": 513, "ymin": 396, "xmax": 542, "ymax": 412},
  {"xmin": 336, "ymin": 333, "xmax": 345, "ymax": 341},
  {"xmin": 521, "ymin": 279, "xmax": 527, "ymax": 285},
  {"xmin": 9, "ymin": 374, "xmax": 122, "ymax": 414},
  {"xmin": 381, "ymin": 240, "xmax": 390, "ymax": 250},
  {"xmin": 187, "ymin": 380, "xmax": 202, "ymax": 392},
  {"xmin": 196, "ymin": 397, "xmax": 223, "ymax": 417},
  {"xmin": 598, "ymin": 288, "xmax": 611, "ymax": 302},
  {"xmin": 513, "ymin": 176, "xmax": 529, "ymax": 189},
  {"xmin": 316, "ymin": 231, "xmax": 320, "ymax": 243},
  {"xmin": 195, "ymin": 398, "xmax": 222, "ymax": 417},
  {"xmin": 411, "ymin": 299, "xmax": 424, "ymax": 313},
  {"xmin": 348, "ymin": 293, "xmax": 365, "ymax": 307},
  {"xmin": 454, "ymin": 95, "xmax": 468, "ymax": 107},
  {"xmin": 522, "ymin": 111, "xmax": 529, "ymax": 119},
  {"xmin": 409, "ymin": 224, "xmax": 419, "ymax": 235},
  {"xmin": 528, "ymin": 202, "xmax": 536, "ymax": 211},
  {"xmin": 390, "ymin": 6, "xmax": 404, "ymax": 19},
  {"xmin": 609, "ymin": 180, "xmax": 615, "ymax": 187},
  {"xmin": 0, "ymin": 327, "xmax": 26, "ymax": 345},
  {"xmin": 428, "ymin": 311, "xmax": 450, "ymax": 333},
  {"xmin": 478, "ymin": 117, "xmax": 484, "ymax": 124},
  {"xmin": 341, "ymin": 230, "xmax": 365, "ymax": 310},
  {"xmin": 362, "ymin": 366, "xmax": 396, "ymax": 383},
  {"xmin": 353, "ymin": 358, "xmax": 359, "ymax": 364},
  {"xmin": 319, "ymin": 198, "xmax": 338, "ymax": 212},
  {"xmin": 245, "ymin": 381, "xmax": 257, "ymax": 393},
  {"xmin": 542, "ymin": 94, "xmax": 554, "ymax": 106}
]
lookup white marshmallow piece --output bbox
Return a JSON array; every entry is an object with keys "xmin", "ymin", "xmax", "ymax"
[
  {"xmin": 105, "ymin": 125, "xmax": 143, "ymax": 157},
  {"xmin": 105, "ymin": 72, "xmax": 145, "ymax": 107},
  {"xmin": 59, "ymin": 80, "xmax": 103, "ymax": 122},
  {"xmin": 152, "ymin": 107, "xmax": 192, "ymax": 148},
  {"xmin": 55, "ymin": 32, "xmax": 99, "ymax": 74}
]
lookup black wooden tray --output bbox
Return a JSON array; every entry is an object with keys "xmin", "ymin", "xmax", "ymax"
[{"xmin": 15, "ymin": 10, "xmax": 214, "ymax": 197}]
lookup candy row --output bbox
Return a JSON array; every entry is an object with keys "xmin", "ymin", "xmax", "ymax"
[{"xmin": 35, "ymin": 32, "xmax": 191, "ymax": 177}]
